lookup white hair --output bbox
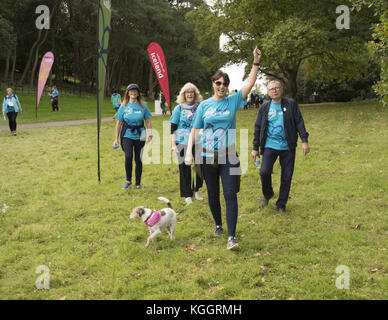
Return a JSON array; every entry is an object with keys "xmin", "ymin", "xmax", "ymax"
[
  {"xmin": 176, "ymin": 82, "xmax": 203, "ymax": 104},
  {"xmin": 267, "ymin": 80, "xmax": 283, "ymax": 88}
]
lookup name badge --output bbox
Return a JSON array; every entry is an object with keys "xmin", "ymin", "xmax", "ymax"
[{"xmin": 8, "ymin": 102, "xmax": 14, "ymax": 107}]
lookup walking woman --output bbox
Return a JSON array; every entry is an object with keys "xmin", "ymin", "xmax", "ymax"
[
  {"xmin": 185, "ymin": 47, "xmax": 262, "ymax": 250},
  {"xmin": 49, "ymin": 86, "xmax": 59, "ymax": 111},
  {"xmin": 113, "ymin": 84, "xmax": 153, "ymax": 189},
  {"xmin": 2, "ymin": 88, "xmax": 22, "ymax": 136},
  {"xmin": 170, "ymin": 83, "xmax": 204, "ymax": 204}
]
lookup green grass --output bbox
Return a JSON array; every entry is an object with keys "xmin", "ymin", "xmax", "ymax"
[
  {"xmin": 0, "ymin": 100, "xmax": 387, "ymax": 299},
  {"xmin": 1, "ymin": 93, "xmax": 162, "ymax": 124}
]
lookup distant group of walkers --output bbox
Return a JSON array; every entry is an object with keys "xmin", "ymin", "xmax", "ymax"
[{"xmin": 110, "ymin": 46, "xmax": 310, "ymax": 251}]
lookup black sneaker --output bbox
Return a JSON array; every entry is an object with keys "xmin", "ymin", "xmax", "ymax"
[
  {"xmin": 276, "ymin": 207, "xmax": 287, "ymax": 214},
  {"xmin": 227, "ymin": 236, "xmax": 240, "ymax": 250},
  {"xmin": 213, "ymin": 225, "xmax": 223, "ymax": 236},
  {"xmin": 122, "ymin": 182, "xmax": 132, "ymax": 189}
]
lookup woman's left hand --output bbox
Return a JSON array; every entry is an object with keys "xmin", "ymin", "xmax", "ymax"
[{"xmin": 147, "ymin": 135, "xmax": 153, "ymax": 144}]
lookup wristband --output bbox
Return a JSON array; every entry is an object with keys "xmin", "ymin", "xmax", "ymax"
[{"xmin": 253, "ymin": 62, "xmax": 260, "ymax": 66}]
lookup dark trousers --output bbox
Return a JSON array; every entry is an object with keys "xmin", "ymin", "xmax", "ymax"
[
  {"xmin": 260, "ymin": 147, "xmax": 296, "ymax": 209},
  {"xmin": 52, "ymin": 99, "xmax": 58, "ymax": 111},
  {"xmin": 202, "ymin": 155, "xmax": 240, "ymax": 237},
  {"xmin": 176, "ymin": 144, "xmax": 203, "ymax": 198},
  {"xmin": 122, "ymin": 138, "xmax": 145, "ymax": 185},
  {"xmin": 7, "ymin": 112, "xmax": 18, "ymax": 132}
]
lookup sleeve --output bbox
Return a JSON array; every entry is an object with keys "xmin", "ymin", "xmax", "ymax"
[
  {"xmin": 2, "ymin": 98, "xmax": 6, "ymax": 113},
  {"xmin": 293, "ymin": 100, "xmax": 309, "ymax": 143},
  {"xmin": 115, "ymin": 105, "xmax": 124, "ymax": 122},
  {"xmin": 15, "ymin": 95, "xmax": 22, "ymax": 111},
  {"xmin": 169, "ymin": 105, "xmax": 180, "ymax": 125},
  {"xmin": 171, "ymin": 123, "xmax": 178, "ymax": 134},
  {"xmin": 232, "ymin": 90, "xmax": 247, "ymax": 111},
  {"xmin": 144, "ymin": 104, "xmax": 152, "ymax": 120},
  {"xmin": 192, "ymin": 104, "xmax": 204, "ymax": 129},
  {"xmin": 252, "ymin": 107, "xmax": 262, "ymax": 151}
]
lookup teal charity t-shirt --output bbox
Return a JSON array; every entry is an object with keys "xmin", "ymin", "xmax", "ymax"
[
  {"xmin": 192, "ymin": 90, "xmax": 246, "ymax": 156},
  {"xmin": 170, "ymin": 104, "xmax": 198, "ymax": 145},
  {"xmin": 111, "ymin": 93, "xmax": 121, "ymax": 109},
  {"xmin": 116, "ymin": 102, "xmax": 152, "ymax": 140},
  {"xmin": 5, "ymin": 96, "xmax": 15, "ymax": 112},
  {"xmin": 265, "ymin": 101, "xmax": 289, "ymax": 150}
]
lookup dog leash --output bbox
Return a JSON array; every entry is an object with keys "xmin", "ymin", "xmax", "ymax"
[{"xmin": 175, "ymin": 202, "xmax": 191, "ymax": 215}]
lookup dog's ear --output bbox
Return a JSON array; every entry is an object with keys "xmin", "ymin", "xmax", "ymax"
[{"xmin": 130, "ymin": 206, "xmax": 145, "ymax": 220}]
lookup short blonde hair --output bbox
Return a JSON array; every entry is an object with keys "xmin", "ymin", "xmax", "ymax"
[{"xmin": 176, "ymin": 82, "xmax": 203, "ymax": 104}]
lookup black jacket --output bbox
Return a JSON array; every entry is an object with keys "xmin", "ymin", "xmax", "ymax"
[{"xmin": 252, "ymin": 97, "xmax": 309, "ymax": 154}]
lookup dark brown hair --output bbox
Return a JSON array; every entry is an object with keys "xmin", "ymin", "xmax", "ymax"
[
  {"xmin": 211, "ymin": 70, "xmax": 230, "ymax": 86},
  {"xmin": 123, "ymin": 83, "xmax": 145, "ymax": 109}
]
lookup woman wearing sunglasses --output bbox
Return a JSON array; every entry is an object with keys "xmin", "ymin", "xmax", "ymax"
[
  {"xmin": 185, "ymin": 47, "xmax": 262, "ymax": 250},
  {"xmin": 113, "ymin": 84, "xmax": 153, "ymax": 189}
]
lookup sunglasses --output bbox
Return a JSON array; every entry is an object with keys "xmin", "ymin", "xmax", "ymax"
[{"xmin": 214, "ymin": 81, "xmax": 229, "ymax": 87}]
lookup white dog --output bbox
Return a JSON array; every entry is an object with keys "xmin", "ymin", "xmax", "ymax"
[{"xmin": 130, "ymin": 197, "xmax": 177, "ymax": 248}]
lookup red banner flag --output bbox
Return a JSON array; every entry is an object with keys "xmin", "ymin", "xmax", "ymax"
[{"xmin": 147, "ymin": 42, "xmax": 171, "ymax": 112}]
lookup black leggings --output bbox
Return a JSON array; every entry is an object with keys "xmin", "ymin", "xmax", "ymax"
[
  {"xmin": 176, "ymin": 144, "xmax": 203, "ymax": 198},
  {"xmin": 122, "ymin": 138, "xmax": 145, "ymax": 185},
  {"xmin": 7, "ymin": 112, "xmax": 18, "ymax": 132},
  {"xmin": 52, "ymin": 99, "xmax": 59, "ymax": 111}
]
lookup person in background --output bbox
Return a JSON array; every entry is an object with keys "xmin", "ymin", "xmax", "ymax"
[
  {"xmin": 251, "ymin": 80, "xmax": 310, "ymax": 214},
  {"xmin": 2, "ymin": 88, "xmax": 22, "ymax": 136},
  {"xmin": 49, "ymin": 86, "xmax": 59, "ymax": 111},
  {"xmin": 185, "ymin": 47, "xmax": 262, "ymax": 251},
  {"xmin": 160, "ymin": 91, "xmax": 167, "ymax": 115},
  {"xmin": 170, "ymin": 82, "xmax": 204, "ymax": 204},
  {"xmin": 111, "ymin": 89, "xmax": 122, "ymax": 119},
  {"xmin": 113, "ymin": 84, "xmax": 153, "ymax": 189}
]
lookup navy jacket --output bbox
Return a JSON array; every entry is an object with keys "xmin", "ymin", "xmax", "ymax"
[{"xmin": 253, "ymin": 97, "xmax": 309, "ymax": 154}]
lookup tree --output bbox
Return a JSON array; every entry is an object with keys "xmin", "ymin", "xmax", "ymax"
[{"xmin": 188, "ymin": 0, "xmax": 379, "ymax": 100}]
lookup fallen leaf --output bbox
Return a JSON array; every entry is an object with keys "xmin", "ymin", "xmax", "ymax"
[
  {"xmin": 254, "ymin": 253, "xmax": 261, "ymax": 257},
  {"xmin": 298, "ymin": 275, "xmax": 304, "ymax": 280},
  {"xmin": 354, "ymin": 224, "xmax": 361, "ymax": 229},
  {"xmin": 261, "ymin": 277, "xmax": 265, "ymax": 283},
  {"xmin": 59, "ymin": 296, "xmax": 66, "ymax": 300},
  {"xmin": 249, "ymin": 220, "xmax": 256, "ymax": 226},
  {"xmin": 264, "ymin": 252, "xmax": 271, "ymax": 256},
  {"xmin": 207, "ymin": 258, "xmax": 211, "ymax": 262},
  {"xmin": 186, "ymin": 244, "xmax": 196, "ymax": 251}
]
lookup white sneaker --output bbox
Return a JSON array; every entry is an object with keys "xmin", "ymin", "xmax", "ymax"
[
  {"xmin": 195, "ymin": 191, "xmax": 203, "ymax": 201},
  {"xmin": 185, "ymin": 197, "xmax": 193, "ymax": 204}
]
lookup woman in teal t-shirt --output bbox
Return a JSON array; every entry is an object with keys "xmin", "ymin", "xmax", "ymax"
[
  {"xmin": 185, "ymin": 47, "xmax": 262, "ymax": 251},
  {"xmin": 2, "ymin": 88, "xmax": 22, "ymax": 136},
  {"xmin": 113, "ymin": 84, "xmax": 153, "ymax": 189},
  {"xmin": 170, "ymin": 82, "xmax": 204, "ymax": 204}
]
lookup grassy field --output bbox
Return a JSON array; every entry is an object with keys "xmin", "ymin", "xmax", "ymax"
[
  {"xmin": 1, "ymin": 92, "xmax": 163, "ymax": 124},
  {"xmin": 0, "ymin": 100, "xmax": 387, "ymax": 299}
]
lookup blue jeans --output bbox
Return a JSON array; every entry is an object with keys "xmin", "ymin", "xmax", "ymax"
[
  {"xmin": 260, "ymin": 148, "xmax": 296, "ymax": 209},
  {"xmin": 202, "ymin": 155, "xmax": 240, "ymax": 237}
]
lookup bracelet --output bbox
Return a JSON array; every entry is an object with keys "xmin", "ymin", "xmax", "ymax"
[{"xmin": 253, "ymin": 62, "xmax": 260, "ymax": 66}]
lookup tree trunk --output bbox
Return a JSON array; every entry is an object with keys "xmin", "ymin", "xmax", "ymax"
[
  {"xmin": 10, "ymin": 43, "xmax": 17, "ymax": 83},
  {"xmin": 19, "ymin": 30, "xmax": 42, "ymax": 85},
  {"xmin": 3, "ymin": 53, "xmax": 10, "ymax": 82},
  {"xmin": 29, "ymin": 30, "xmax": 49, "ymax": 88}
]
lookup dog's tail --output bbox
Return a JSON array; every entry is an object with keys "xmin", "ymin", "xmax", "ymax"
[{"xmin": 157, "ymin": 197, "xmax": 172, "ymax": 209}]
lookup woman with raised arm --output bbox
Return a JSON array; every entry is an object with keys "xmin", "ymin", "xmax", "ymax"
[{"xmin": 185, "ymin": 47, "xmax": 262, "ymax": 250}]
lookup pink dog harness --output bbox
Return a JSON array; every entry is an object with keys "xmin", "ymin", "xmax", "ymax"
[{"xmin": 144, "ymin": 210, "xmax": 161, "ymax": 227}]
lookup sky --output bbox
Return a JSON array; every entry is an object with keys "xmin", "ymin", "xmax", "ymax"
[{"xmin": 219, "ymin": 35, "xmax": 267, "ymax": 93}]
